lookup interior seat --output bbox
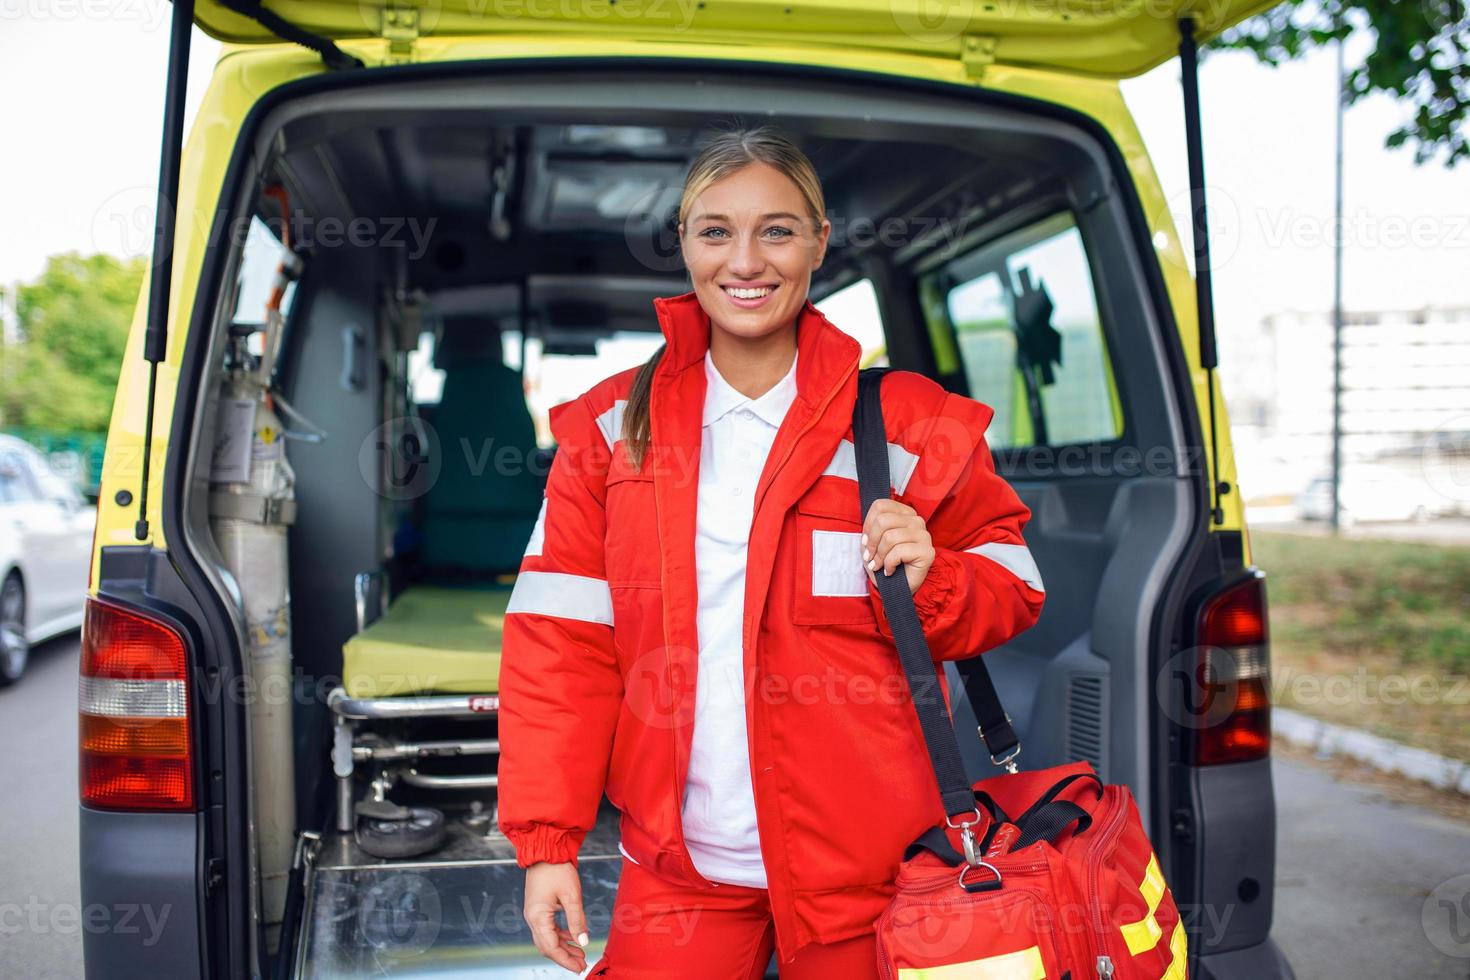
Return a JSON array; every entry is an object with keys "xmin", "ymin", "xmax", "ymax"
[
  {"xmin": 341, "ymin": 316, "xmax": 547, "ymax": 698},
  {"xmin": 420, "ymin": 317, "xmax": 547, "ymax": 575}
]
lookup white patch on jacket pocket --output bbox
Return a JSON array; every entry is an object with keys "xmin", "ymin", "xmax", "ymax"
[{"xmin": 811, "ymin": 530, "xmax": 868, "ymax": 597}]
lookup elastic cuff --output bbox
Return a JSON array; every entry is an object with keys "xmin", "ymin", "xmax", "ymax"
[
  {"xmin": 866, "ymin": 549, "xmax": 958, "ymax": 641},
  {"xmin": 911, "ymin": 548, "xmax": 959, "ymax": 622},
  {"xmin": 504, "ymin": 823, "xmax": 585, "ymax": 869}
]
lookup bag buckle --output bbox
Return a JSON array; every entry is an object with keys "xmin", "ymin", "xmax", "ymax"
[
  {"xmin": 958, "ymin": 859, "xmax": 1004, "ymax": 893},
  {"xmin": 944, "ymin": 807, "xmax": 986, "ymax": 867},
  {"xmin": 989, "ymin": 743, "xmax": 1021, "ymax": 775},
  {"xmin": 946, "ymin": 803, "xmax": 1003, "ymax": 893}
]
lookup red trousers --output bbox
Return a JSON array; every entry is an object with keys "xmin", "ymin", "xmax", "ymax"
[{"xmin": 585, "ymin": 856, "xmax": 880, "ymax": 979}]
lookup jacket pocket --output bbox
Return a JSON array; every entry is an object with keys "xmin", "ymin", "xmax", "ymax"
[
  {"xmin": 794, "ymin": 484, "xmax": 876, "ymax": 626},
  {"xmin": 605, "ymin": 469, "xmax": 661, "ymax": 588}
]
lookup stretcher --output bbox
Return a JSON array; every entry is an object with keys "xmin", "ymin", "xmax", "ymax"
[
  {"xmin": 328, "ymin": 572, "xmax": 509, "ymax": 839},
  {"xmin": 341, "ymin": 582, "xmax": 509, "ymax": 698}
]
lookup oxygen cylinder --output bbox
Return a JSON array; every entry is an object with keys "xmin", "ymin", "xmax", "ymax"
[{"xmin": 208, "ymin": 339, "xmax": 297, "ymax": 938}]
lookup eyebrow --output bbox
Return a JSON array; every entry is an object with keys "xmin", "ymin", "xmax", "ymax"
[{"xmin": 690, "ymin": 211, "xmax": 804, "ymax": 224}]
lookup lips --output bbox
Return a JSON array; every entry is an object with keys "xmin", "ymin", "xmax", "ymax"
[{"xmin": 721, "ymin": 283, "xmax": 779, "ymax": 309}]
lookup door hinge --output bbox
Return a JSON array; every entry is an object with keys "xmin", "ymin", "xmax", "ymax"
[
  {"xmin": 380, "ymin": 5, "xmax": 419, "ymax": 59},
  {"xmin": 205, "ymin": 857, "xmax": 226, "ymax": 897},
  {"xmin": 1170, "ymin": 807, "xmax": 1196, "ymax": 843},
  {"xmin": 961, "ymin": 34, "xmax": 997, "ymax": 80}
]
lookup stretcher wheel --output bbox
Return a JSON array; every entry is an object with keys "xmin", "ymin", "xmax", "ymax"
[{"xmin": 355, "ymin": 805, "xmax": 446, "ymax": 859}]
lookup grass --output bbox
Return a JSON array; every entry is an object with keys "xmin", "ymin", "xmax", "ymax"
[{"xmin": 1250, "ymin": 529, "xmax": 1470, "ymax": 762}]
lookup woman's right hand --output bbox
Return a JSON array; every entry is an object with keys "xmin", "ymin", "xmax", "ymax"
[{"xmin": 524, "ymin": 860, "xmax": 591, "ymax": 973}]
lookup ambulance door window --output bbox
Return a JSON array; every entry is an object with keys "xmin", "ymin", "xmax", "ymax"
[
  {"xmin": 918, "ymin": 211, "xmax": 1121, "ymax": 451},
  {"xmin": 815, "ymin": 278, "xmax": 888, "ymax": 367}
]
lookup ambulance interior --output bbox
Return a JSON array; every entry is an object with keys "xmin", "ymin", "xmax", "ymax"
[{"xmin": 191, "ymin": 68, "xmax": 1196, "ymax": 976}]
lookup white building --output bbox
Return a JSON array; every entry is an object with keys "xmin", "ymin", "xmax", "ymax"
[{"xmin": 1220, "ymin": 305, "xmax": 1470, "ymax": 512}]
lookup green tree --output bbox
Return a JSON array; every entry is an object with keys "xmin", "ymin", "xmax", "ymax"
[
  {"xmin": 1210, "ymin": 0, "xmax": 1469, "ymax": 166},
  {"xmin": 0, "ymin": 253, "xmax": 145, "ymax": 432}
]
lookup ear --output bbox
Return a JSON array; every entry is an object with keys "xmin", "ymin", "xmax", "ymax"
[{"xmin": 812, "ymin": 217, "xmax": 833, "ymax": 269}]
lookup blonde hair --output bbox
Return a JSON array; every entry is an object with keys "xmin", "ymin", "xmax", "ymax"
[{"xmin": 620, "ymin": 125, "xmax": 826, "ymax": 470}]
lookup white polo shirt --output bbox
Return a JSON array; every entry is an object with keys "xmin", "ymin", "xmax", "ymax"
[{"xmin": 680, "ymin": 347, "xmax": 799, "ymax": 888}]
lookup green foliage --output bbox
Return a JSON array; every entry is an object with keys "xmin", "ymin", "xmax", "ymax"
[
  {"xmin": 1209, "ymin": 0, "xmax": 1469, "ymax": 167},
  {"xmin": 0, "ymin": 253, "xmax": 144, "ymax": 433}
]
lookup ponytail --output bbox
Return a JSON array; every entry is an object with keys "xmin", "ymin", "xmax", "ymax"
[{"xmin": 619, "ymin": 344, "xmax": 665, "ymax": 471}]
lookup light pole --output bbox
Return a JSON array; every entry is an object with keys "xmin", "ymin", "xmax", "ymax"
[{"xmin": 1329, "ymin": 6, "xmax": 1346, "ymax": 533}]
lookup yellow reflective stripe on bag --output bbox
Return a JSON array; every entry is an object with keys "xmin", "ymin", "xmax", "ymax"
[
  {"xmin": 897, "ymin": 946, "xmax": 1046, "ymax": 980},
  {"xmin": 1120, "ymin": 853, "xmax": 1169, "ymax": 955},
  {"xmin": 1118, "ymin": 852, "xmax": 1189, "ymax": 980}
]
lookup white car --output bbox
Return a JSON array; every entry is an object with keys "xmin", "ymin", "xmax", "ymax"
[
  {"xmin": 1295, "ymin": 467, "xmax": 1444, "ymax": 526},
  {"xmin": 0, "ymin": 434, "xmax": 96, "ymax": 684}
]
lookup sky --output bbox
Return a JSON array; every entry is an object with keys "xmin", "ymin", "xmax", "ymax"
[
  {"xmin": 2, "ymin": 7, "xmax": 1467, "ymax": 359},
  {"xmin": 1120, "ymin": 27, "xmax": 1470, "ymax": 354}
]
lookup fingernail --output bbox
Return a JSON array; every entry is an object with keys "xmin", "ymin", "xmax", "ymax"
[
  {"xmin": 577, "ymin": 932, "xmax": 590, "ymax": 947},
  {"xmin": 867, "ymin": 559, "xmax": 876, "ymax": 570},
  {"xmin": 862, "ymin": 547, "xmax": 872, "ymax": 562}
]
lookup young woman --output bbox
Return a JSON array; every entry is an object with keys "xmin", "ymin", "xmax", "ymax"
[{"xmin": 496, "ymin": 126, "xmax": 1046, "ymax": 978}]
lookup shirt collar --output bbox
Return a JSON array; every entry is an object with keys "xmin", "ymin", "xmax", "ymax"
[{"xmin": 702, "ymin": 348, "xmax": 799, "ymax": 428}]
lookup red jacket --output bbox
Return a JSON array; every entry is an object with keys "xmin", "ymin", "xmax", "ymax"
[{"xmin": 497, "ymin": 290, "xmax": 1045, "ymax": 963}]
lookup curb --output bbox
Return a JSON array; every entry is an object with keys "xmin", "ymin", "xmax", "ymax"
[{"xmin": 1272, "ymin": 706, "xmax": 1470, "ymax": 795}]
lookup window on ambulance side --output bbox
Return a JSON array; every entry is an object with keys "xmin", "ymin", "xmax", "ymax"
[
  {"xmin": 407, "ymin": 322, "xmax": 666, "ymax": 449},
  {"xmin": 815, "ymin": 278, "xmax": 889, "ymax": 367},
  {"xmin": 231, "ymin": 216, "xmax": 299, "ymax": 375},
  {"xmin": 918, "ymin": 212, "xmax": 1121, "ymax": 451},
  {"xmin": 506, "ymin": 329, "xmax": 665, "ymax": 449}
]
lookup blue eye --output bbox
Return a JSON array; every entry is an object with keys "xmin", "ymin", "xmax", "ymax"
[
  {"xmin": 699, "ymin": 227, "xmax": 729, "ymax": 239},
  {"xmin": 765, "ymin": 226, "xmax": 794, "ymax": 238}
]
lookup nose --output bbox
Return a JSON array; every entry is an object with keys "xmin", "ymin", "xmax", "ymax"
[{"xmin": 727, "ymin": 233, "xmax": 764, "ymax": 278}]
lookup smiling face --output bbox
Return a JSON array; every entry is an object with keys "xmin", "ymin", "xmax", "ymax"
[{"xmin": 679, "ymin": 160, "xmax": 832, "ymax": 344}]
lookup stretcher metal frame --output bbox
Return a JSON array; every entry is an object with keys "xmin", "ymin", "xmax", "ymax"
[{"xmin": 328, "ymin": 570, "xmax": 504, "ymax": 833}]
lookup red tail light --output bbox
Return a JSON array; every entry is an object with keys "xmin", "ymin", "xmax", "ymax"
[
  {"xmin": 1193, "ymin": 571, "xmax": 1271, "ymax": 766},
  {"xmin": 79, "ymin": 597, "xmax": 195, "ymax": 811}
]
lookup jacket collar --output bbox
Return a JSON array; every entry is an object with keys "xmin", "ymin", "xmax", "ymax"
[{"xmin": 701, "ymin": 348, "xmax": 800, "ymax": 428}]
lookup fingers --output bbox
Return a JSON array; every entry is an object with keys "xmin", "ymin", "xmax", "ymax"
[
  {"xmin": 526, "ymin": 872, "xmax": 590, "ymax": 975},
  {"xmin": 861, "ymin": 500, "xmax": 904, "ymax": 561},
  {"xmin": 562, "ymin": 885, "xmax": 591, "ymax": 952},
  {"xmin": 526, "ymin": 905, "xmax": 576, "ymax": 975},
  {"xmin": 862, "ymin": 501, "xmax": 932, "ymax": 577},
  {"xmin": 878, "ymin": 540, "xmax": 931, "ymax": 577},
  {"xmin": 527, "ymin": 903, "xmax": 585, "ymax": 974}
]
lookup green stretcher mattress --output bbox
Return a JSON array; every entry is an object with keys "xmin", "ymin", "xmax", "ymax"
[{"xmin": 342, "ymin": 585, "xmax": 510, "ymax": 698}]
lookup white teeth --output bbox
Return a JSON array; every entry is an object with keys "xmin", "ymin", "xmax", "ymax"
[{"xmin": 726, "ymin": 286, "xmax": 773, "ymax": 299}]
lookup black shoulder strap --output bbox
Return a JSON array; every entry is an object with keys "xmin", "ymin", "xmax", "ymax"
[{"xmin": 852, "ymin": 368, "xmax": 1022, "ymax": 820}]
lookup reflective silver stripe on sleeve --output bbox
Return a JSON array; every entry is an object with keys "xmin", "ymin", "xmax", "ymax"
[
  {"xmin": 524, "ymin": 498, "xmax": 547, "ymax": 558},
  {"xmin": 594, "ymin": 400, "xmax": 628, "ymax": 451},
  {"xmin": 964, "ymin": 541, "xmax": 1045, "ymax": 593},
  {"xmin": 820, "ymin": 439, "xmax": 920, "ymax": 495},
  {"xmin": 506, "ymin": 571, "xmax": 615, "ymax": 625}
]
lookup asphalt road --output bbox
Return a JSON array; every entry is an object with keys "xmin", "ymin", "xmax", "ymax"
[
  {"xmin": 1271, "ymin": 742, "xmax": 1470, "ymax": 978},
  {"xmin": 1, "ymin": 632, "xmax": 85, "ymax": 980},
  {"xmin": 2, "ymin": 633, "xmax": 1468, "ymax": 979}
]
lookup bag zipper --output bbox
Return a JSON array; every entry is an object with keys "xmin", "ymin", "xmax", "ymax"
[
  {"xmin": 896, "ymin": 854, "xmax": 1048, "ymax": 895},
  {"xmin": 876, "ymin": 926, "xmax": 896, "ymax": 980},
  {"xmin": 1086, "ymin": 788, "xmax": 1129, "ymax": 980}
]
